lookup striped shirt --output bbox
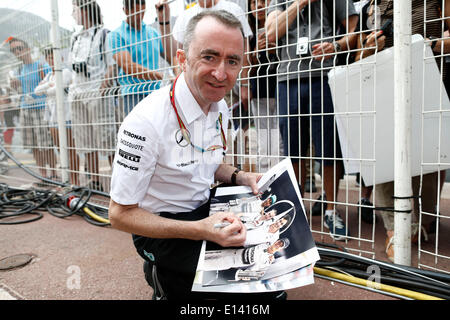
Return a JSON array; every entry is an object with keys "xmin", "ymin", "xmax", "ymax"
[
  {"xmin": 364, "ymin": 0, "xmax": 445, "ymax": 77},
  {"xmin": 374, "ymin": 0, "xmax": 442, "ymax": 48}
]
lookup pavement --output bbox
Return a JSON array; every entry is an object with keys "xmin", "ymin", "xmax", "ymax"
[
  {"xmin": 0, "ymin": 156, "xmax": 449, "ymax": 301},
  {"xmin": 0, "ymin": 210, "xmax": 396, "ymax": 301}
]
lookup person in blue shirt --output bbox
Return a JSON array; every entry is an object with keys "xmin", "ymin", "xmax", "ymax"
[
  {"xmin": 8, "ymin": 37, "xmax": 58, "ymax": 182},
  {"xmin": 108, "ymin": 0, "xmax": 177, "ymax": 116}
]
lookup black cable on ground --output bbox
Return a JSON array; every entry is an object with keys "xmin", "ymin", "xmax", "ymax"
[
  {"xmin": 0, "ymin": 143, "xmax": 110, "ymax": 198},
  {"xmin": 0, "ymin": 184, "xmax": 109, "ymax": 227},
  {"xmin": 315, "ymin": 245, "xmax": 450, "ymax": 299},
  {"xmin": 0, "ymin": 186, "xmax": 56, "ymax": 224},
  {"xmin": 0, "ymin": 144, "xmax": 110, "ymax": 226},
  {"xmin": 317, "ymin": 246, "xmax": 450, "ymax": 286}
]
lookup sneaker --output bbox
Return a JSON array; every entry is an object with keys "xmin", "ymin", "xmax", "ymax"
[
  {"xmin": 324, "ymin": 210, "xmax": 349, "ymax": 241},
  {"xmin": 358, "ymin": 198, "xmax": 375, "ymax": 224},
  {"xmin": 312, "ymin": 194, "xmax": 326, "ymax": 216}
]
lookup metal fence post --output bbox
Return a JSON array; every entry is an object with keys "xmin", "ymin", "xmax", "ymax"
[
  {"xmin": 50, "ymin": 0, "xmax": 69, "ymax": 184},
  {"xmin": 393, "ymin": 0, "xmax": 413, "ymax": 266}
]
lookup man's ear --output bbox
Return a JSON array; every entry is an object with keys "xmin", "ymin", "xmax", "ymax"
[{"xmin": 176, "ymin": 49, "xmax": 187, "ymax": 72}]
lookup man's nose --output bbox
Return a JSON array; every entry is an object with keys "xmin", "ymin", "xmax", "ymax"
[{"xmin": 212, "ymin": 61, "xmax": 227, "ymax": 82}]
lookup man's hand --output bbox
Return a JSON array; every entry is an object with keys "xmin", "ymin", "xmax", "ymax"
[
  {"xmin": 311, "ymin": 42, "xmax": 336, "ymax": 61},
  {"xmin": 200, "ymin": 211, "xmax": 246, "ymax": 247},
  {"xmin": 363, "ymin": 30, "xmax": 386, "ymax": 51},
  {"xmin": 236, "ymin": 171, "xmax": 262, "ymax": 195},
  {"xmin": 363, "ymin": 30, "xmax": 385, "ymax": 51},
  {"xmin": 155, "ymin": 0, "xmax": 170, "ymax": 22},
  {"xmin": 240, "ymin": 86, "xmax": 250, "ymax": 112},
  {"xmin": 298, "ymin": 0, "xmax": 318, "ymax": 9},
  {"xmin": 355, "ymin": 30, "xmax": 386, "ymax": 61}
]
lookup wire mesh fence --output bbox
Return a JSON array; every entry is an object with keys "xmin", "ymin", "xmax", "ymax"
[{"xmin": 0, "ymin": 0, "xmax": 449, "ymax": 273}]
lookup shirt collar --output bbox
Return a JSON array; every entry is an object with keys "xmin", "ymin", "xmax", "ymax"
[
  {"xmin": 174, "ymin": 73, "xmax": 221, "ymax": 125},
  {"xmin": 122, "ymin": 20, "xmax": 146, "ymax": 32}
]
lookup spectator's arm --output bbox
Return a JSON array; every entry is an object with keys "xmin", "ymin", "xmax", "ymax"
[
  {"xmin": 34, "ymin": 75, "xmax": 52, "ymax": 96},
  {"xmin": 311, "ymin": 14, "xmax": 359, "ymax": 61},
  {"xmin": 336, "ymin": 14, "xmax": 359, "ymax": 52},
  {"xmin": 354, "ymin": 30, "xmax": 385, "ymax": 62},
  {"xmin": 240, "ymin": 38, "xmax": 251, "ymax": 110},
  {"xmin": 266, "ymin": 0, "xmax": 313, "ymax": 44},
  {"xmin": 113, "ymin": 51, "xmax": 163, "ymax": 81},
  {"xmin": 156, "ymin": 0, "xmax": 177, "ymax": 66}
]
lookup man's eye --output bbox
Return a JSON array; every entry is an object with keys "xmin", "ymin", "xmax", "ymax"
[{"xmin": 203, "ymin": 55, "xmax": 214, "ymax": 62}]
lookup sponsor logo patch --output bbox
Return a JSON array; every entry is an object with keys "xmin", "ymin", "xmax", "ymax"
[
  {"xmin": 116, "ymin": 160, "xmax": 138, "ymax": 171},
  {"xmin": 119, "ymin": 148, "xmax": 141, "ymax": 163},
  {"xmin": 123, "ymin": 129, "xmax": 146, "ymax": 142}
]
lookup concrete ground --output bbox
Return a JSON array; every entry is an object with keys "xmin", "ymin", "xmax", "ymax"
[
  {"xmin": 0, "ymin": 209, "xmax": 396, "ymax": 301},
  {"xmin": 0, "ymin": 156, "xmax": 449, "ymax": 301}
]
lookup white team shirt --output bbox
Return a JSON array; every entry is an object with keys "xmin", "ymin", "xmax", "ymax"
[
  {"xmin": 172, "ymin": 0, "xmax": 253, "ymax": 44},
  {"xmin": 110, "ymin": 73, "xmax": 229, "ymax": 214}
]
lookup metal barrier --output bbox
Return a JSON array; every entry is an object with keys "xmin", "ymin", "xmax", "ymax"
[{"xmin": 0, "ymin": 0, "xmax": 448, "ymax": 273}]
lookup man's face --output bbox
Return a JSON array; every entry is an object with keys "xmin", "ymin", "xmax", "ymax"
[
  {"xmin": 178, "ymin": 17, "xmax": 244, "ymax": 109},
  {"xmin": 10, "ymin": 41, "xmax": 30, "ymax": 63},
  {"xmin": 125, "ymin": 3, "xmax": 146, "ymax": 25},
  {"xmin": 45, "ymin": 53, "xmax": 54, "ymax": 68}
]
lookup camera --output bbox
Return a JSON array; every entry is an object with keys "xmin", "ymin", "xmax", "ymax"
[
  {"xmin": 380, "ymin": 19, "xmax": 393, "ymax": 38},
  {"xmin": 72, "ymin": 62, "xmax": 90, "ymax": 78}
]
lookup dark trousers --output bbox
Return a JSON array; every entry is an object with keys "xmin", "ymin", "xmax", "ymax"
[
  {"xmin": 132, "ymin": 200, "xmax": 284, "ymax": 300},
  {"xmin": 278, "ymin": 77, "xmax": 343, "ymax": 166}
]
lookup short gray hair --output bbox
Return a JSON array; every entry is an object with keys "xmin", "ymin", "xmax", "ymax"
[{"xmin": 183, "ymin": 10, "xmax": 244, "ymax": 56}]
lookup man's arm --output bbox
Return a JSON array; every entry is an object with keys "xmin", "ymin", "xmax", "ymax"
[
  {"xmin": 266, "ymin": 0, "xmax": 313, "ymax": 44},
  {"xmin": 214, "ymin": 164, "xmax": 262, "ymax": 195},
  {"xmin": 156, "ymin": 0, "xmax": 177, "ymax": 66},
  {"xmin": 240, "ymin": 39, "xmax": 251, "ymax": 111},
  {"xmin": 113, "ymin": 51, "xmax": 164, "ymax": 81},
  {"xmin": 108, "ymin": 200, "xmax": 246, "ymax": 247},
  {"xmin": 354, "ymin": 30, "xmax": 385, "ymax": 62},
  {"xmin": 311, "ymin": 14, "xmax": 359, "ymax": 61}
]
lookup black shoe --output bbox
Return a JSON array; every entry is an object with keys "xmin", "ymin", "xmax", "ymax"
[
  {"xmin": 312, "ymin": 194, "xmax": 326, "ymax": 216},
  {"xmin": 304, "ymin": 179, "xmax": 317, "ymax": 193},
  {"xmin": 358, "ymin": 198, "xmax": 375, "ymax": 224}
]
